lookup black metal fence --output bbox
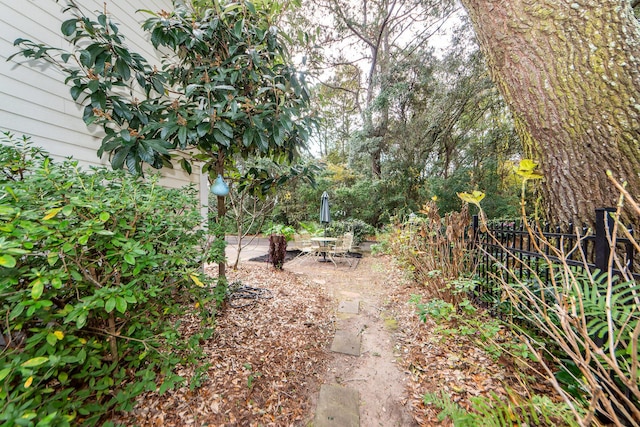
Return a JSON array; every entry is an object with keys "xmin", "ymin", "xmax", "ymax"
[{"xmin": 472, "ymin": 208, "xmax": 638, "ymax": 307}]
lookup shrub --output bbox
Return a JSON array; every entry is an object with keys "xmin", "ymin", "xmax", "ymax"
[
  {"xmin": 424, "ymin": 389, "xmax": 579, "ymax": 426},
  {"xmin": 471, "ymin": 171, "xmax": 640, "ymax": 425},
  {"xmin": 0, "ymin": 135, "xmax": 222, "ymax": 425},
  {"xmin": 387, "ymin": 201, "xmax": 473, "ymax": 303},
  {"xmin": 328, "ymin": 219, "xmax": 375, "ymax": 246}
]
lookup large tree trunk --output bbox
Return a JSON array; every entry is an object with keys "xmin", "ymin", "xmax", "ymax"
[{"xmin": 460, "ymin": 0, "xmax": 640, "ymax": 225}]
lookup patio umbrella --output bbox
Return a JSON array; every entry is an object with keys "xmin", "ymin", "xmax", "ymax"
[{"xmin": 320, "ymin": 191, "xmax": 330, "ymax": 236}]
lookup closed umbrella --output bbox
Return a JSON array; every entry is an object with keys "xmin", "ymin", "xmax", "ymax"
[{"xmin": 320, "ymin": 191, "xmax": 330, "ymax": 236}]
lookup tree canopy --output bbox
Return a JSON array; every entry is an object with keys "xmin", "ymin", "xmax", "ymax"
[{"xmin": 14, "ymin": 0, "xmax": 315, "ymax": 184}]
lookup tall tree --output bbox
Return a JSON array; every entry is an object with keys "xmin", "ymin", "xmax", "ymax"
[
  {"xmin": 313, "ymin": 0, "xmax": 456, "ymax": 178},
  {"xmin": 312, "ymin": 65, "xmax": 361, "ymax": 159},
  {"xmin": 459, "ymin": 0, "xmax": 640, "ymax": 225}
]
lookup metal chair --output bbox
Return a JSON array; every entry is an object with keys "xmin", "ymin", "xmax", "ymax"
[
  {"xmin": 328, "ymin": 232, "xmax": 354, "ymax": 267},
  {"xmin": 290, "ymin": 237, "xmax": 320, "ymax": 264}
]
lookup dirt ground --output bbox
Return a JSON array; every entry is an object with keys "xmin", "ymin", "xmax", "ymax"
[{"xmin": 112, "ymin": 252, "xmax": 562, "ymax": 426}]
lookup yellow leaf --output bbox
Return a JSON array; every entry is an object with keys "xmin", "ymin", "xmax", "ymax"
[
  {"xmin": 42, "ymin": 207, "xmax": 63, "ymax": 221},
  {"xmin": 189, "ymin": 274, "xmax": 205, "ymax": 288},
  {"xmin": 517, "ymin": 159, "xmax": 538, "ymax": 172},
  {"xmin": 79, "ymin": 338, "xmax": 87, "ymax": 344},
  {"xmin": 54, "ymin": 331, "xmax": 64, "ymax": 340},
  {"xmin": 431, "ymin": 195, "xmax": 438, "ymax": 201},
  {"xmin": 451, "ymin": 384, "xmax": 465, "ymax": 393},
  {"xmin": 516, "ymin": 159, "xmax": 543, "ymax": 180},
  {"xmin": 457, "ymin": 190, "xmax": 485, "ymax": 206},
  {"xmin": 24, "ymin": 376, "xmax": 33, "ymax": 388},
  {"xmin": 194, "ymin": 302, "xmax": 200, "ymax": 309}
]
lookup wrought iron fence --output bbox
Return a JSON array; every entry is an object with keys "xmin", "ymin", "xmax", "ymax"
[{"xmin": 472, "ymin": 208, "xmax": 638, "ymax": 310}]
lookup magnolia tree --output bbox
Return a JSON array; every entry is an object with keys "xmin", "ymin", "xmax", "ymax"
[
  {"xmin": 14, "ymin": 0, "xmax": 317, "ymax": 276},
  {"xmin": 15, "ymin": 0, "xmax": 314, "ymax": 176}
]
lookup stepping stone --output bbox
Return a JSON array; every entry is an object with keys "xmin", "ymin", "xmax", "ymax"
[
  {"xmin": 331, "ymin": 330, "xmax": 361, "ymax": 356},
  {"xmin": 314, "ymin": 384, "xmax": 360, "ymax": 427},
  {"xmin": 338, "ymin": 300, "xmax": 359, "ymax": 314}
]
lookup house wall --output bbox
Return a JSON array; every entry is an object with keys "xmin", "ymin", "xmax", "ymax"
[{"xmin": 0, "ymin": 0, "xmax": 209, "ymax": 218}]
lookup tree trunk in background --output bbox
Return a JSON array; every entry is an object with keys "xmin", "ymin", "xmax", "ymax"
[
  {"xmin": 268, "ymin": 234, "xmax": 287, "ymax": 270},
  {"xmin": 460, "ymin": 0, "xmax": 640, "ymax": 225}
]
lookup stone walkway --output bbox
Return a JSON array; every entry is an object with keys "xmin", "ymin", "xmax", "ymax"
[
  {"xmin": 314, "ymin": 296, "xmax": 362, "ymax": 426},
  {"xmin": 230, "ymin": 238, "xmax": 416, "ymax": 426},
  {"xmin": 288, "ymin": 255, "xmax": 416, "ymax": 427}
]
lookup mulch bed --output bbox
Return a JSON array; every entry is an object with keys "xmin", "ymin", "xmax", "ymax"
[
  {"xmin": 111, "ymin": 264, "xmax": 333, "ymax": 426},
  {"xmin": 110, "ymin": 257, "xmax": 567, "ymax": 426}
]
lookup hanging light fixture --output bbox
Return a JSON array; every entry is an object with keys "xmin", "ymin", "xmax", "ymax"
[{"xmin": 210, "ymin": 174, "xmax": 229, "ymax": 197}]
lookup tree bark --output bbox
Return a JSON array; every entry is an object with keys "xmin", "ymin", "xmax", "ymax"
[
  {"xmin": 460, "ymin": 0, "xmax": 640, "ymax": 225},
  {"xmin": 268, "ymin": 234, "xmax": 287, "ymax": 270}
]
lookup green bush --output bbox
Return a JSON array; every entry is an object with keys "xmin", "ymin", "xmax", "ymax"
[
  {"xmin": 0, "ymin": 135, "xmax": 222, "ymax": 425},
  {"xmin": 328, "ymin": 219, "xmax": 375, "ymax": 245},
  {"xmin": 424, "ymin": 389, "xmax": 579, "ymax": 426}
]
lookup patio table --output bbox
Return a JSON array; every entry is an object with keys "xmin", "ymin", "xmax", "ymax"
[{"xmin": 310, "ymin": 237, "xmax": 338, "ymax": 262}]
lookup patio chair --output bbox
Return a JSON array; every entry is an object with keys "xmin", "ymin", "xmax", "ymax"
[
  {"xmin": 290, "ymin": 235, "xmax": 320, "ymax": 263},
  {"xmin": 328, "ymin": 232, "xmax": 354, "ymax": 267}
]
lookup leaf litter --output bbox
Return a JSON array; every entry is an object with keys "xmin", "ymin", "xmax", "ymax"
[{"xmin": 111, "ymin": 255, "xmax": 566, "ymax": 426}]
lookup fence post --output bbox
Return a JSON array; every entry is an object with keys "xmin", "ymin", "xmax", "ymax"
[
  {"xmin": 594, "ymin": 207, "xmax": 616, "ymax": 272},
  {"xmin": 472, "ymin": 214, "xmax": 479, "ymax": 249}
]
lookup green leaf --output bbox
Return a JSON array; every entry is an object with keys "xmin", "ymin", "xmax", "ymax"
[
  {"xmin": 115, "ymin": 58, "xmax": 131, "ymax": 80},
  {"xmin": 47, "ymin": 252, "xmax": 59, "ymax": 266},
  {"xmin": 178, "ymin": 126, "xmax": 187, "ymax": 146},
  {"xmin": 196, "ymin": 122, "xmax": 210, "ymax": 137},
  {"xmin": 0, "ymin": 254, "xmax": 17, "ymax": 268},
  {"xmin": 111, "ymin": 147, "xmax": 130, "ymax": 170},
  {"xmin": 47, "ymin": 333, "xmax": 58, "ymax": 346},
  {"xmin": 242, "ymin": 128, "xmax": 254, "ymax": 147},
  {"xmin": 61, "ymin": 19, "xmax": 77, "ymax": 37},
  {"xmin": 215, "ymin": 121, "xmax": 234, "ymax": 138},
  {"xmin": 213, "ymin": 85, "xmax": 236, "ymax": 91},
  {"xmin": 115, "ymin": 297, "xmax": 127, "ymax": 314},
  {"xmin": 99, "ymin": 212, "xmax": 110, "ymax": 222},
  {"xmin": 185, "ymin": 84, "xmax": 200, "ymax": 97},
  {"xmin": 21, "ymin": 356, "xmax": 49, "ymax": 368},
  {"xmin": 76, "ymin": 313, "xmax": 87, "ymax": 329},
  {"xmin": 0, "ymin": 367, "xmax": 11, "ymax": 382},
  {"xmin": 233, "ymin": 19, "xmax": 244, "ymax": 39},
  {"xmin": 213, "ymin": 129, "xmax": 230, "ymax": 147},
  {"xmin": 105, "ymin": 297, "xmax": 116, "ymax": 313},
  {"xmin": 9, "ymin": 303, "xmax": 25, "ymax": 320},
  {"xmin": 31, "ymin": 278, "xmax": 44, "ymax": 299},
  {"xmin": 77, "ymin": 348, "xmax": 86, "ymax": 364},
  {"xmin": 79, "ymin": 49, "xmax": 93, "ymax": 67},
  {"xmin": 180, "ymin": 158, "xmax": 192, "ymax": 175},
  {"xmin": 91, "ymin": 91, "xmax": 107, "ymax": 109},
  {"xmin": 70, "ymin": 85, "xmax": 85, "ymax": 101},
  {"xmin": 151, "ymin": 76, "xmax": 164, "ymax": 94},
  {"xmin": 124, "ymin": 253, "xmax": 135, "ymax": 265}
]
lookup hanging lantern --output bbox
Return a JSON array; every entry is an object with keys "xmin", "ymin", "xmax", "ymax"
[{"xmin": 210, "ymin": 174, "xmax": 229, "ymax": 197}]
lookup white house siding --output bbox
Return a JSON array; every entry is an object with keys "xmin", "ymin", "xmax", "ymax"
[{"xmin": 0, "ymin": 0, "xmax": 208, "ymax": 216}]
